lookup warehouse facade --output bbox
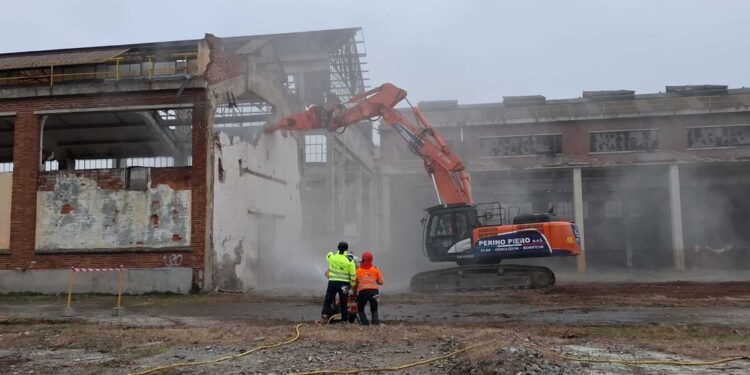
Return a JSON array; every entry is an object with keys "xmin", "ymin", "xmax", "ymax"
[
  {"xmin": 0, "ymin": 28, "xmax": 371, "ymax": 293},
  {"xmin": 380, "ymin": 85, "xmax": 750, "ymax": 276}
]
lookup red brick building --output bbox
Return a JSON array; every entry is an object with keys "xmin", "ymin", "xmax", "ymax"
[{"xmin": 0, "ymin": 29, "xmax": 370, "ymax": 293}]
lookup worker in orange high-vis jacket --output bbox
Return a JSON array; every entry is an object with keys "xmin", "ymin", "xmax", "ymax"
[{"xmin": 354, "ymin": 251, "xmax": 383, "ymax": 325}]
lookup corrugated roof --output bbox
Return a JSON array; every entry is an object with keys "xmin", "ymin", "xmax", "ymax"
[{"xmin": 0, "ymin": 47, "xmax": 129, "ymax": 70}]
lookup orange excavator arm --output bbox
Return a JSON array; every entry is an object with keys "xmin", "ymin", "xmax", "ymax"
[{"xmin": 264, "ymin": 83, "xmax": 473, "ymax": 205}]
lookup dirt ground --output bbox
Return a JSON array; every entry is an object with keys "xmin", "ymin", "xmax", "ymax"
[{"xmin": 1, "ymin": 281, "xmax": 749, "ymax": 374}]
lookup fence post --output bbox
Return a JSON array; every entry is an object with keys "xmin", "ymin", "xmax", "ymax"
[
  {"xmin": 62, "ymin": 267, "xmax": 75, "ymax": 317},
  {"xmin": 112, "ymin": 265, "xmax": 126, "ymax": 316}
]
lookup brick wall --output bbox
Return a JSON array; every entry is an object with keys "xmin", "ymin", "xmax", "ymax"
[
  {"xmin": 204, "ymin": 34, "xmax": 246, "ymax": 84},
  {"xmin": 189, "ymin": 104, "xmax": 209, "ymax": 287},
  {"xmin": 38, "ymin": 167, "xmax": 192, "ymax": 192},
  {"xmin": 0, "ymin": 91, "xmax": 208, "ymax": 289}
]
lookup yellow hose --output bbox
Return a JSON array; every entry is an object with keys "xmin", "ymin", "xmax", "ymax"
[
  {"xmin": 327, "ymin": 313, "xmax": 342, "ymax": 324},
  {"xmin": 129, "ymin": 323, "xmax": 748, "ymax": 375},
  {"xmin": 128, "ymin": 323, "xmax": 304, "ymax": 375},
  {"xmin": 533, "ymin": 344, "xmax": 746, "ymax": 367},
  {"xmin": 290, "ymin": 341, "xmax": 489, "ymax": 375},
  {"xmin": 515, "ymin": 333, "xmax": 748, "ymax": 367}
]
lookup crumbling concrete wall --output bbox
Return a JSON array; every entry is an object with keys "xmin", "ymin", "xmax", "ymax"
[
  {"xmin": 211, "ymin": 131, "xmax": 303, "ymax": 291},
  {"xmin": 35, "ymin": 169, "xmax": 191, "ymax": 251},
  {"xmin": 0, "ymin": 173, "xmax": 10, "ymax": 249}
]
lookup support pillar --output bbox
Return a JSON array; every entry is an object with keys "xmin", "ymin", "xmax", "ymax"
[
  {"xmin": 381, "ymin": 175, "xmax": 391, "ymax": 255},
  {"xmin": 668, "ymin": 164, "xmax": 685, "ymax": 270},
  {"xmin": 354, "ymin": 167, "xmax": 364, "ymax": 239},
  {"xmin": 9, "ymin": 112, "xmax": 42, "ymax": 265},
  {"xmin": 326, "ymin": 134, "xmax": 335, "ymax": 233},
  {"xmin": 191, "ymin": 104, "xmax": 210, "ymax": 288},
  {"xmin": 572, "ymin": 168, "xmax": 586, "ymax": 273}
]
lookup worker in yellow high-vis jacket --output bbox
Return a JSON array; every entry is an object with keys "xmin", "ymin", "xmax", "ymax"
[{"xmin": 320, "ymin": 241, "xmax": 356, "ymax": 323}]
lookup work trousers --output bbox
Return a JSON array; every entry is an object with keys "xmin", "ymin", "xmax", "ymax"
[
  {"xmin": 321, "ymin": 280, "xmax": 350, "ymax": 322},
  {"xmin": 356, "ymin": 289, "xmax": 380, "ymax": 325}
]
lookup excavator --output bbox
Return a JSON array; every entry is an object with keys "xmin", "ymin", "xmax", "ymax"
[{"xmin": 263, "ymin": 83, "xmax": 581, "ymax": 292}]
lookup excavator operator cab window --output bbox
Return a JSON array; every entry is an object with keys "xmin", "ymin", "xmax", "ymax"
[{"xmin": 424, "ymin": 206, "xmax": 477, "ymax": 261}]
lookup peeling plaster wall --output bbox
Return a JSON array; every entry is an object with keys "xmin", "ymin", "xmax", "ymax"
[
  {"xmin": 36, "ymin": 170, "xmax": 191, "ymax": 251},
  {"xmin": 0, "ymin": 173, "xmax": 10, "ymax": 249},
  {"xmin": 211, "ymin": 131, "xmax": 303, "ymax": 291}
]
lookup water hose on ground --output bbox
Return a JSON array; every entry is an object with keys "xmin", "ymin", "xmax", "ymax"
[
  {"xmin": 289, "ymin": 341, "xmax": 488, "ymax": 375},
  {"xmin": 128, "ymin": 323, "xmax": 304, "ymax": 375},
  {"xmin": 514, "ymin": 332, "xmax": 748, "ymax": 367},
  {"xmin": 129, "ymin": 323, "xmax": 748, "ymax": 374}
]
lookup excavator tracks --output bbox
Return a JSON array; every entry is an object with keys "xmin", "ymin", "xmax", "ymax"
[{"xmin": 409, "ymin": 264, "xmax": 556, "ymax": 293}]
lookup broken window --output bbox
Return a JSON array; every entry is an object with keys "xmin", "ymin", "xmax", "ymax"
[
  {"xmin": 478, "ymin": 134, "xmax": 562, "ymax": 157},
  {"xmin": 127, "ymin": 157, "xmax": 175, "ymax": 168},
  {"xmin": 284, "ymin": 74, "xmax": 298, "ymax": 96},
  {"xmin": 304, "ymin": 135, "xmax": 327, "ymax": 163},
  {"xmin": 687, "ymin": 125, "xmax": 750, "ymax": 149},
  {"xmin": 40, "ymin": 108, "xmax": 193, "ymax": 171},
  {"xmin": 0, "ymin": 116, "xmax": 12, "ymax": 172},
  {"xmin": 589, "ymin": 129, "xmax": 658, "ymax": 153},
  {"xmin": 75, "ymin": 159, "xmax": 114, "ymax": 170},
  {"xmin": 214, "ymin": 101, "xmax": 273, "ymax": 129},
  {"xmin": 175, "ymin": 58, "xmax": 187, "ymax": 74}
]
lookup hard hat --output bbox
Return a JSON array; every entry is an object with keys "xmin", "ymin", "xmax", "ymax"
[{"xmin": 361, "ymin": 251, "xmax": 373, "ymax": 269}]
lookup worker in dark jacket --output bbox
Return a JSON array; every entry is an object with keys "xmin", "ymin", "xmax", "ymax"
[{"xmin": 320, "ymin": 241, "xmax": 356, "ymax": 323}]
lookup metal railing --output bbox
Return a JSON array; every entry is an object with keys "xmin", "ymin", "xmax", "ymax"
[{"xmin": 0, "ymin": 52, "xmax": 198, "ymax": 87}]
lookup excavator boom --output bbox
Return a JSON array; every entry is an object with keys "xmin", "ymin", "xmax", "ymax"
[
  {"xmin": 265, "ymin": 83, "xmax": 472, "ymax": 205},
  {"xmin": 265, "ymin": 82, "xmax": 579, "ymax": 293}
]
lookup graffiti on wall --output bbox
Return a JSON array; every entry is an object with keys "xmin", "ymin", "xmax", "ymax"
[
  {"xmin": 687, "ymin": 125, "xmax": 750, "ymax": 149},
  {"xmin": 479, "ymin": 134, "xmax": 562, "ymax": 157},
  {"xmin": 589, "ymin": 130, "xmax": 658, "ymax": 153},
  {"xmin": 163, "ymin": 253, "xmax": 184, "ymax": 267}
]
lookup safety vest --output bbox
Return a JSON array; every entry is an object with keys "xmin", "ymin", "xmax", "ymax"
[
  {"xmin": 326, "ymin": 251, "xmax": 356, "ymax": 284},
  {"xmin": 356, "ymin": 266, "xmax": 383, "ymax": 292}
]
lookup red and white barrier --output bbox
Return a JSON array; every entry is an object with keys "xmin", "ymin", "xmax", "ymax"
[
  {"xmin": 72, "ymin": 267, "xmax": 124, "ymax": 272},
  {"xmin": 64, "ymin": 265, "xmax": 127, "ymax": 316}
]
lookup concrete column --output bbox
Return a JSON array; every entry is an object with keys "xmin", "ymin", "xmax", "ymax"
[
  {"xmin": 366, "ymin": 173, "xmax": 376, "ymax": 248},
  {"xmin": 381, "ymin": 175, "xmax": 391, "ymax": 254},
  {"xmin": 668, "ymin": 164, "xmax": 686, "ymax": 270},
  {"xmin": 326, "ymin": 134, "xmax": 335, "ymax": 232},
  {"xmin": 572, "ymin": 168, "xmax": 586, "ymax": 273},
  {"xmin": 336, "ymin": 151, "xmax": 346, "ymax": 234},
  {"xmin": 9, "ymin": 112, "xmax": 41, "ymax": 265},
  {"xmin": 354, "ymin": 167, "xmax": 364, "ymax": 238}
]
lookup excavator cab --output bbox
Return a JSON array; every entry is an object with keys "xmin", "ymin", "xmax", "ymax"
[{"xmin": 423, "ymin": 204, "xmax": 479, "ymax": 262}]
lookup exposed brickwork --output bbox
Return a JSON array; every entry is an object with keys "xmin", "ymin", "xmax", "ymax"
[
  {"xmin": 0, "ymin": 90, "xmax": 204, "ymax": 114},
  {"xmin": 0, "ymin": 91, "xmax": 209, "ymax": 287},
  {"xmin": 38, "ymin": 167, "xmax": 193, "ymax": 192},
  {"xmin": 151, "ymin": 167, "xmax": 192, "ymax": 190},
  {"xmin": 8, "ymin": 112, "xmax": 41, "ymax": 266},
  {"xmin": 38, "ymin": 169, "xmax": 126, "ymax": 191},
  {"xmin": 204, "ymin": 34, "xmax": 246, "ymax": 84},
  {"xmin": 190, "ymin": 104, "xmax": 209, "ymax": 288}
]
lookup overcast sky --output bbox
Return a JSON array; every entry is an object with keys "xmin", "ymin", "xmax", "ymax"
[{"xmin": 3, "ymin": 0, "xmax": 749, "ymax": 103}]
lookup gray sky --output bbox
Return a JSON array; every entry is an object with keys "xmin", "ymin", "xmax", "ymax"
[{"xmin": 3, "ymin": 0, "xmax": 749, "ymax": 103}]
